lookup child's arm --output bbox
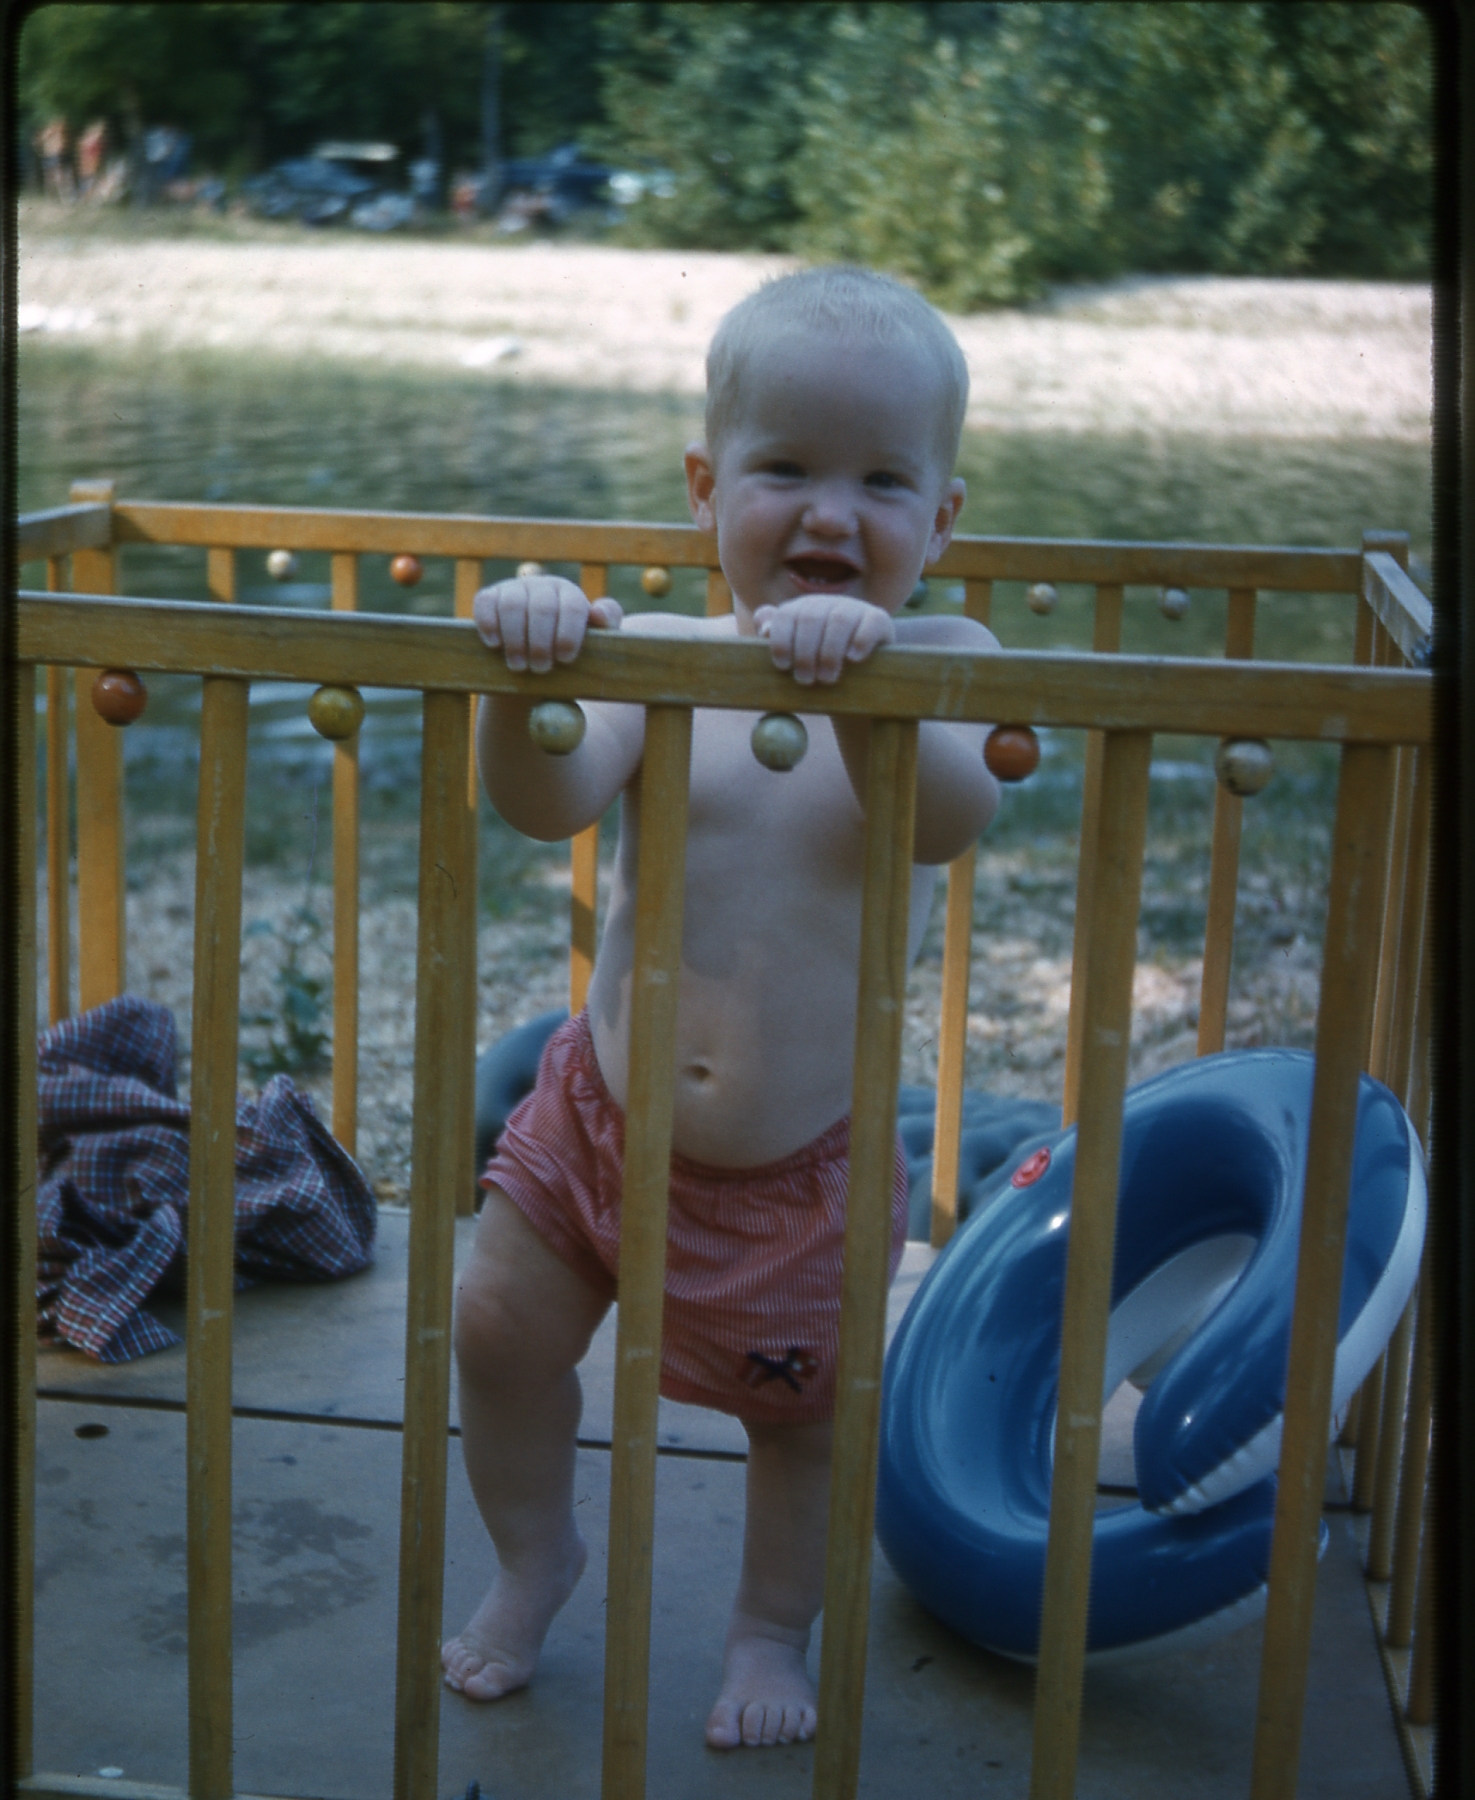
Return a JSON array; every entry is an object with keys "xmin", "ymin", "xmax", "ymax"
[
  {"xmin": 474, "ymin": 574, "xmax": 645, "ymax": 841},
  {"xmin": 756, "ymin": 595, "xmax": 1000, "ymax": 864}
]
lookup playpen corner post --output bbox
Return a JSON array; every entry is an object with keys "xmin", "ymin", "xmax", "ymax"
[
  {"xmin": 12, "ymin": 663, "xmax": 40, "ymax": 1779},
  {"xmin": 1249, "ymin": 739, "xmax": 1397, "ymax": 1800},
  {"xmin": 602, "ymin": 703, "xmax": 692, "ymax": 1800},
  {"xmin": 393, "ymin": 690, "xmax": 474, "ymax": 1800},
  {"xmin": 186, "ymin": 675, "xmax": 251, "ymax": 1800},
  {"xmin": 813, "ymin": 716, "xmax": 920, "ymax": 1800},
  {"xmin": 69, "ymin": 485, "xmax": 124, "ymax": 1013},
  {"xmin": 1028, "ymin": 728, "xmax": 1152, "ymax": 1800}
]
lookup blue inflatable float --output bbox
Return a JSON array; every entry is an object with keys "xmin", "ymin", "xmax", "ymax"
[{"xmin": 877, "ymin": 1049, "xmax": 1426, "ymax": 1661}]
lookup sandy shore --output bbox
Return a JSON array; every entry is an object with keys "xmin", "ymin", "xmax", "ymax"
[{"xmin": 19, "ymin": 211, "xmax": 1431, "ymax": 441}]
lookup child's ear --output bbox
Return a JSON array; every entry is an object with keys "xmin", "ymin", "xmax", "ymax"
[
  {"xmin": 685, "ymin": 442, "xmax": 717, "ymax": 533},
  {"xmin": 928, "ymin": 478, "xmax": 966, "ymax": 563}
]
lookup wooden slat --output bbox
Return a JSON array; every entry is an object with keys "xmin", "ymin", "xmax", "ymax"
[
  {"xmin": 186, "ymin": 677, "xmax": 250, "ymax": 1800},
  {"xmin": 1368, "ymin": 746, "xmax": 1416, "ymax": 1082},
  {"xmin": 705, "ymin": 568, "xmax": 732, "ymax": 617},
  {"xmin": 1406, "ymin": 1497, "xmax": 1436, "ymax": 1724},
  {"xmin": 1029, "ymin": 730, "xmax": 1153, "ymax": 1800},
  {"xmin": 1248, "ymin": 741, "xmax": 1396, "ymax": 1800},
  {"xmin": 1385, "ymin": 751, "xmax": 1432, "ymax": 1104},
  {"xmin": 13, "ymin": 668, "xmax": 40, "ymax": 1776},
  {"xmin": 1062, "ymin": 585, "xmax": 1124, "ymax": 1125},
  {"xmin": 570, "ymin": 825, "xmax": 599, "ymax": 1016},
  {"xmin": 45, "ymin": 556, "xmax": 71, "ymax": 1027},
  {"xmin": 69, "ymin": 543, "xmax": 123, "ymax": 1011},
  {"xmin": 962, "ymin": 579, "xmax": 993, "ymax": 625},
  {"xmin": 1368, "ymin": 1297, "xmax": 1417, "ymax": 1579},
  {"xmin": 1197, "ymin": 589, "xmax": 1257, "ymax": 1055},
  {"xmin": 930, "ymin": 845, "xmax": 976, "ymax": 1248},
  {"xmin": 1351, "ymin": 1353, "xmax": 1386, "ymax": 1512},
  {"xmin": 1388, "ymin": 1265, "xmax": 1434, "ymax": 1646},
  {"xmin": 454, "ymin": 559, "xmax": 484, "ymax": 1217},
  {"xmin": 393, "ymin": 692, "xmax": 474, "ymax": 1800},
  {"xmin": 16, "ymin": 501, "xmax": 112, "ymax": 562},
  {"xmin": 812, "ymin": 717, "xmax": 920, "ymax": 1800},
  {"xmin": 18, "ymin": 594, "xmax": 1434, "ymax": 746},
  {"xmin": 206, "ymin": 546, "xmax": 235, "ymax": 604},
  {"xmin": 579, "ymin": 562, "xmax": 608, "ymax": 600},
  {"xmin": 19, "ymin": 1779, "xmax": 286, "ymax": 1800},
  {"xmin": 331, "ymin": 555, "xmax": 360, "ymax": 1156},
  {"xmin": 109, "ymin": 500, "xmax": 1363, "ymax": 592},
  {"xmin": 602, "ymin": 706, "xmax": 693, "ymax": 1800}
]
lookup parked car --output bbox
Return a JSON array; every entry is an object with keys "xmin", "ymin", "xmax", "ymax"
[{"xmin": 242, "ymin": 141, "xmax": 401, "ymax": 226}]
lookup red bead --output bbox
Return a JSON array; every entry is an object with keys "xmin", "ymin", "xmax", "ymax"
[
  {"xmin": 390, "ymin": 553, "xmax": 424, "ymax": 587},
  {"xmin": 91, "ymin": 669, "xmax": 148, "ymax": 727},
  {"xmin": 984, "ymin": 724, "xmax": 1040, "ymax": 783}
]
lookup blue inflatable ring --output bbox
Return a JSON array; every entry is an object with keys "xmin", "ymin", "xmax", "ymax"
[{"xmin": 877, "ymin": 1049, "xmax": 1426, "ymax": 1661}]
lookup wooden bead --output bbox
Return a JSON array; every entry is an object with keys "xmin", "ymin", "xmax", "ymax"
[
  {"xmin": 266, "ymin": 548, "xmax": 298, "ymax": 581},
  {"xmin": 984, "ymin": 724, "xmax": 1040, "ymax": 783},
  {"xmin": 91, "ymin": 669, "xmax": 148, "ymax": 727},
  {"xmin": 528, "ymin": 699, "xmax": 587, "ymax": 755},
  {"xmin": 750, "ymin": 712, "xmax": 808, "ymax": 772},
  {"xmin": 390, "ymin": 553, "xmax": 424, "ymax": 587},
  {"xmin": 1215, "ymin": 738, "xmax": 1274, "ymax": 797},
  {"xmin": 516, "ymin": 560, "xmax": 545, "ymax": 579},
  {"xmin": 1026, "ymin": 582, "xmax": 1058, "ymax": 616},
  {"xmin": 1159, "ymin": 586, "xmax": 1190, "ymax": 621},
  {"xmin": 641, "ymin": 566, "xmax": 672, "ymax": 598},
  {"xmin": 308, "ymin": 684, "xmax": 365, "ymax": 741}
]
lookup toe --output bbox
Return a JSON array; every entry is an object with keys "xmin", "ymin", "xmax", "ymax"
[{"xmin": 705, "ymin": 1703, "xmax": 742, "ymax": 1750}]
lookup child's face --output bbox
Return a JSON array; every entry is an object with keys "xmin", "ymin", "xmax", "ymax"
[{"xmin": 685, "ymin": 330, "xmax": 965, "ymax": 631}]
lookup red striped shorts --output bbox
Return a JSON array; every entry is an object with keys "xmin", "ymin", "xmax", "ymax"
[{"xmin": 481, "ymin": 1011, "xmax": 910, "ymax": 1424}]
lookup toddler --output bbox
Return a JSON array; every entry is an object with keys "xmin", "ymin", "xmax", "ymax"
[{"xmin": 442, "ymin": 266, "xmax": 1000, "ymax": 1748}]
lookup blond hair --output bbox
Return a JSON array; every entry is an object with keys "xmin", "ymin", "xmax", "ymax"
[{"xmin": 704, "ymin": 265, "xmax": 970, "ymax": 467}]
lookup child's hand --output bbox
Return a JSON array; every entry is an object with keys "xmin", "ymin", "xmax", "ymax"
[
  {"xmin": 753, "ymin": 595, "xmax": 896, "ymax": 686},
  {"xmin": 473, "ymin": 575, "xmax": 624, "ymax": 674}
]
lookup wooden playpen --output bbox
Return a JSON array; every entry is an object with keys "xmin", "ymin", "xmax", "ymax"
[{"xmin": 13, "ymin": 488, "xmax": 1436, "ymax": 1800}]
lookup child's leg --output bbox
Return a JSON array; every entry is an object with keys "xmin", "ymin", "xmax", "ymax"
[
  {"xmin": 706, "ymin": 1417, "xmax": 833, "ymax": 1749},
  {"xmin": 442, "ymin": 1187, "xmax": 610, "ymax": 1701}
]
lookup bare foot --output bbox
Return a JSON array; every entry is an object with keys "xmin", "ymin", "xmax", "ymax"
[
  {"xmin": 705, "ymin": 1623, "xmax": 818, "ymax": 1748},
  {"xmin": 442, "ymin": 1531, "xmax": 587, "ymax": 1701}
]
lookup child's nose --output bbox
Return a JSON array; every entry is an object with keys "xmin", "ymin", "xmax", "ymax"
[{"xmin": 801, "ymin": 480, "xmax": 855, "ymax": 535}]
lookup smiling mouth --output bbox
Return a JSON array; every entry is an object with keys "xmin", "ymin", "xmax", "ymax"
[{"xmin": 786, "ymin": 555, "xmax": 859, "ymax": 588}]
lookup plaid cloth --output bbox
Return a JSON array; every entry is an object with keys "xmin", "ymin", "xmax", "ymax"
[{"xmin": 37, "ymin": 995, "xmax": 376, "ymax": 1362}]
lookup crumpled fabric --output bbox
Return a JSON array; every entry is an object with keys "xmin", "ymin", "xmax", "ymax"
[{"xmin": 37, "ymin": 995, "xmax": 376, "ymax": 1362}]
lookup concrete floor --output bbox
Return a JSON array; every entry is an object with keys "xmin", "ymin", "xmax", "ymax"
[{"xmin": 32, "ymin": 1215, "xmax": 1408, "ymax": 1799}]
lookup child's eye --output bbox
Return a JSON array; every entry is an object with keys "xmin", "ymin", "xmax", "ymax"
[
  {"xmin": 761, "ymin": 460, "xmax": 805, "ymax": 479},
  {"xmin": 865, "ymin": 470, "xmax": 908, "ymax": 491}
]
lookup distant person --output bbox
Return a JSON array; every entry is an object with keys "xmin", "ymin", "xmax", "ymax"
[
  {"xmin": 36, "ymin": 118, "xmax": 73, "ymax": 200},
  {"xmin": 442, "ymin": 266, "xmax": 1001, "ymax": 1748},
  {"xmin": 76, "ymin": 119, "xmax": 107, "ymax": 197}
]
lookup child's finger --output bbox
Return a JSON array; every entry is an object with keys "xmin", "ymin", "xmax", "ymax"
[
  {"xmin": 552, "ymin": 589, "xmax": 590, "ymax": 664},
  {"xmin": 523, "ymin": 593, "xmax": 563, "ymax": 673},
  {"xmin": 589, "ymin": 597, "xmax": 624, "ymax": 630},
  {"xmin": 811, "ymin": 608, "xmax": 859, "ymax": 684}
]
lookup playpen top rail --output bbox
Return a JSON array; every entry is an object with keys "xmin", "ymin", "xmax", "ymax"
[
  {"xmin": 16, "ymin": 502, "xmax": 112, "ymax": 560},
  {"xmin": 17, "ymin": 590, "xmax": 1431, "ymax": 745},
  {"xmin": 17, "ymin": 497, "xmax": 1369, "ymax": 593},
  {"xmin": 1363, "ymin": 551, "xmax": 1433, "ymax": 666}
]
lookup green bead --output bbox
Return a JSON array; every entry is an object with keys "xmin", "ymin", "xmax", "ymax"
[
  {"xmin": 750, "ymin": 712, "xmax": 808, "ymax": 772},
  {"xmin": 528, "ymin": 699, "xmax": 587, "ymax": 755}
]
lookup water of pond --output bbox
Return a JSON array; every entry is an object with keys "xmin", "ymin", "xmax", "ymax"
[{"xmin": 21, "ymin": 343, "xmax": 1432, "ymax": 906}]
